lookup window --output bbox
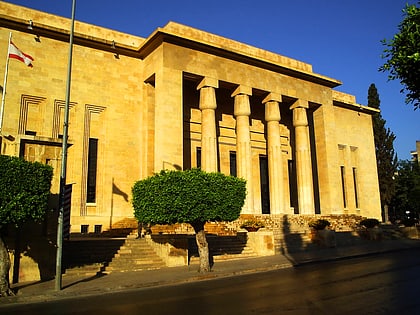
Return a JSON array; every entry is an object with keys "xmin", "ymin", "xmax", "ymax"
[
  {"xmin": 196, "ymin": 147, "xmax": 201, "ymax": 169},
  {"xmin": 81, "ymin": 225, "xmax": 89, "ymax": 234},
  {"xmin": 86, "ymin": 138, "xmax": 98, "ymax": 203},
  {"xmin": 94, "ymin": 225, "xmax": 102, "ymax": 234},
  {"xmin": 229, "ymin": 151, "xmax": 237, "ymax": 177},
  {"xmin": 352, "ymin": 167, "xmax": 359, "ymax": 208},
  {"xmin": 259, "ymin": 155, "xmax": 270, "ymax": 214},
  {"xmin": 340, "ymin": 166, "xmax": 347, "ymax": 208}
]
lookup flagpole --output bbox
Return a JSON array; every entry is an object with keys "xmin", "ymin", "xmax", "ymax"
[
  {"xmin": 55, "ymin": 0, "xmax": 76, "ymax": 291},
  {"xmin": 0, "ymin": 32, "xmax": 12, "ymax": 133}
]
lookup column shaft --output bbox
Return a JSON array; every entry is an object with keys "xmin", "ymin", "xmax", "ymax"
[
  {"xmin": 199, "ymin": 87, "xmax": 217, "ymax": 172},
  {"xmin": 265, "ymin": 100, "xmax": 285, "ymax": 214},
  {"xmin": 233, "ymin": 92, "xmax": 254, "ymax": 214},
  {"xmin": 293, "ymin": 106, "xmax": 315, "ymax": 214},
  {"xmin": 197, "ymin": 78, "xmax": 218, "ymax": 172}
]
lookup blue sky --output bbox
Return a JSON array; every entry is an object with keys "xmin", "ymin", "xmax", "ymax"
[{"xmin": 4, "ymin": 0, "xmax": 420, "ymax": 160}]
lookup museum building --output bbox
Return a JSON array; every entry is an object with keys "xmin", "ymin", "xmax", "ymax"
[{"xmin": 0, "ymin": 2, "xmax": 381, "ymax": 235}]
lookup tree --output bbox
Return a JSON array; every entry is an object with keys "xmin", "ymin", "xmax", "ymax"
[
  {"xmin": 380, "ymin": 2, "xmax": 420, "ymax": 110},
  {"xmin": 132, "ymin": 168, "xmax": 246, "ymax": 272},
  {"xmin": 0, "ymin": 155, "xmax": 53, "ymax": 296},
  {"xmin": 368, "ymin": 83, "xmax": 398, "ymax": 221},
  {"xmin": 390, "ymin": 160, "xmax": 420, "ymax": 221}
]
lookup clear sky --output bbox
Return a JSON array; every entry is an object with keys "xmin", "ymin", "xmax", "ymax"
[{"xmin": 3, "ymin": 0, "xmax": 419, "ymax": 160}]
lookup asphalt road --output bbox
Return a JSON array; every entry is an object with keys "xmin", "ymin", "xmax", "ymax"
[{"xmin": 1, "ymin": 249, "xmax": 420, "ymax": 315}]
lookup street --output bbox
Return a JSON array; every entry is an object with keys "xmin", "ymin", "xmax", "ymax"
[{"xmin": 1, "ymin": 249, "xmax": 420, "ymax": 314}]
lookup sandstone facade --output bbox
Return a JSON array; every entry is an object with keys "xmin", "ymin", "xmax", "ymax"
[{"xmin": 0, "ymin": 3, "xmax": 381, "ymax": 234}]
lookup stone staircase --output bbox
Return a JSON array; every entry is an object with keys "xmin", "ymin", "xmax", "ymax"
[
  {"xmin": 188, "ymin": 234, "xmax": 258, "ymax": 264},
  {"xmin": 62, "ymin": 231, "xmax": 262, "ymax": 276},
  {"xmin": 62, "ymin": 238, "xmax": 126, "ymax": 276},
  {"xmin": 104, "ymin": 237, "xmax": 167, "ymax": 273}
]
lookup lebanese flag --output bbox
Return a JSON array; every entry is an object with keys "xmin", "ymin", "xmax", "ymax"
[{"xmin": 9, "ymin": 41, "xmax": 34, "ymax": 67}]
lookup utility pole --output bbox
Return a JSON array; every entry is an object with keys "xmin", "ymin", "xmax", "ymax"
[{"xmin": 55, "ymin": 0, "xmax": 76, "ymax": 291}]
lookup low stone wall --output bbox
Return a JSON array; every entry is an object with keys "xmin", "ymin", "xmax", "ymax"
[
  {"xmin": 246, "ymin": 230, "xmax": 275, "ymax": 256},
  {"xmin": 146, "ymin": 234, "xmax": 189, "ymax": 267}
]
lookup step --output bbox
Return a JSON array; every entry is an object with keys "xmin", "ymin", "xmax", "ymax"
[
  {"xmin": 105, "ymin": 238, "xmax": 167, "ymax": 273},
  {"xmin": 63, "ymin": 263, "xmax": 104, "ymax": 277}
]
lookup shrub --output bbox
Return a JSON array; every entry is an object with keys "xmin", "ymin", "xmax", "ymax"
[
  {"xmin": 0, "ymin": 155, "xmax": 53, "ymax": 227},
  {"xmin": 309, "ymin": 219, "xmax": 330, "ymax": 230},
  {"xmin": 360, "ymin": 218, "xmax": 380, "ymax": 228}
]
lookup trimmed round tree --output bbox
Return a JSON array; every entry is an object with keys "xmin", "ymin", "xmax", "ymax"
[
  {"xmin": 132, "ymin": 168, "xmax": 246, "ymax": 272},
  {"xmin": 0, "ymin": 155, "xmax": 53, "ymax": 296}
]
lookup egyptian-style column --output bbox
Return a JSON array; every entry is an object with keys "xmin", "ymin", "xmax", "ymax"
[
  {"xmin": 263, "ymin": 93, "xmax": 285, "ymax": 214},
  {"xmin": 292, "ymin": 100, "xmax": 315, "ymax": 214},
  {"xmin": 197, "ymin": 77, "xmax": 218, "ymax": 172},
  {"xmin": 232, "ymin": 85, "xmax": 254, "ymax": 214}
]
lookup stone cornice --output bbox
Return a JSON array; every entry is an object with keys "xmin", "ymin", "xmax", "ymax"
[
  {"xmin": 0, "ymin": 2, "xmax": 144, "ymax": 57},
  {"xmin": 138, "ymin": 22, "xmax": 342, "ymax": 88},
  {"xmin": 1, "ymin": 3, "xmax": 342, "ymax": 88}
]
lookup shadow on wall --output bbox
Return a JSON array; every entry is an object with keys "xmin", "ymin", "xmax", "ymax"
[
  {"xmin": 280, "ymin": 215, "xmax": 304, "ymax": 255},
  {"xmin": 5, "ymin": 216, "xmax": 139, "ymax": 284},
  {"xmin": 278, "ymin": 214, "xmax": 395, "ymax": 262},
  {"xmin": 5, "ymin": 216, "xmax": 57, "ymax": 284}
]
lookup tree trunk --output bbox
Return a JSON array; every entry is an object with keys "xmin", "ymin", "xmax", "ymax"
[
  {"xmin": 192, "ymin": 222, "xmax": 210, "ymax": 273},
  {"xmin": 0, "ymin": 235, "xmax": 14, "ymax": 297}
]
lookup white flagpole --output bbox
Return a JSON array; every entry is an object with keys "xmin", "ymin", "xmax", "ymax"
[{"xmin": 0, "ymin": 32, "xmax": 12, "ymax": 133}]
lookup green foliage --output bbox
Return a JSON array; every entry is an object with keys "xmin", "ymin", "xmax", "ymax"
[
  {"xmin": 360, "ymin": 218, "xmax": 380, "ymax": 229},
  {"xmin": 368, "ymin": 84, "xmax": 398, "ymax": 212},
  {"xmin": 0, "ymin": 155, "xmax": 53, "ymax": 227},
  {"xmin": 380, "ymin": 3, "xmax": 420, "ymax": 110},
  {"xmin": 390, "ymin": 160, "xmax": 420, "ymax": 219},
  {"xmin": 308, "ymin": 219, "xmax": 330, "ymax": 230},
  {"xmin": 132, "ymin": 168, "xmax": 246, "ymax": 226}
]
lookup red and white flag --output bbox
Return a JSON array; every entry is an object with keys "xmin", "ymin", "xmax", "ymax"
[{"xmin": 9, "ymin": 41, "xmax": 34, "ymax": 67}]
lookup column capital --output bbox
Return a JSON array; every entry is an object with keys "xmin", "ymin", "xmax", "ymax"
[
  {"xmin": 289, "ymin": 99, "xmax": 309, "ymax": 110},
  {"xmin": 262, "ymin": 92, "xmax": 282, "ymax": 104},
  {"xmin": 293, "ymin": 106, "xmax": 308, "ymax": 128},
  {"xmin": 197, "ymin": 77, "xmax": 218, "ymax": 90},
  {"xmin": 265, "ymin": 100, "xmax": 281, "ymax": 122},
  {"xmin": 231, "ymin": 85, "xmax": 252, "ymax": 97}
]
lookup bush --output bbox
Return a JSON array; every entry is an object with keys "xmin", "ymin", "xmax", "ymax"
[
  {"xmin": 0, "ymin": 155, "xmax": 53, "ymax": 227},
  {"xmin": 309, "ymin": 219, "xmax": 330, "ymax": 230},
  {"xmin": 360, "ymin": 218, "xmax": 380, "ymax": 229}
]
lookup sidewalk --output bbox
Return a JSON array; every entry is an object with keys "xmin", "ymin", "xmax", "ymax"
[{"xmin": 1, "ymin": 238, "xmax": 420, "ymax": 305}]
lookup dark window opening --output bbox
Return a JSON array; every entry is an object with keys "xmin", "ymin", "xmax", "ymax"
[
  {"xmin": 87, "ymin": 138, "xmax": 98, "ymax": 203},
  {"xmin": 259, "ymin": 155, "xmax": 270, "ymax": 214},
  {"xmin": 288, "ymin": 160, "xmax": 298, "ymax": 214},
  {"xmin": 353, "ymin": 167, "xmax": 359, "ymax": 208},
  {"xmin": 229, "ymin": 151, "xmax": 237, "ymax": 177},
  {"xmin": 196, "ymin": 147, "xmax": 201, "ymax": 169},
  {"xmin": 94, "ymin": 225, "xmax": 102, "ymax": 234},
  {"xmin": 340, "ymin": 166, "xmax": 346, "ymax": 208},
  {"xmin": 81, "ymin": 225, "xmax": 89, "ymax": 234}
]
